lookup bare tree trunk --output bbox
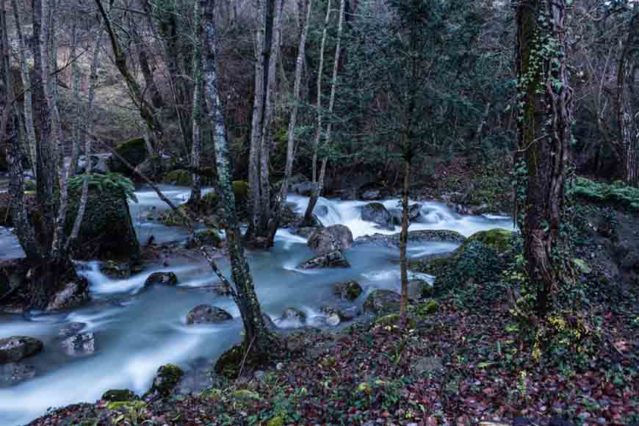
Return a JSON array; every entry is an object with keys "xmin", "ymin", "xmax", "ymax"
[
  {"xmin": 10, "ymin": 0, "xmax": 37, "ymax": 172},
  {"xmin": 69, "ymin": 31, "xmax": 103, "ymax": 245},
  {"xmin": 309, "ymin": 0, "xmax": 331, "ymax": 185},
  {"xmin": 247, "ymin": 0, "xmax": 285, "ymax": 246},
  {"xmin": 133, "ymin": 25, "xmax": 164, "ymax": 109},
  {"xmin": 189, "ymin": 0, "xmax": 203, "ymax": 205},
  {"xmin": 1, "ymin": 0, "xmax": 40, "ymax": 261},
  {"xmin": 398, "ymin": 160, "xmax": 410, "ymax": 321},
  {"xmin": 616, "ymin": 12, "xmax": 639, "ymax": 186},
  {"xmin": 266, "ymin": 0, "xmax": 313, "ymax": 244},
  {"xmin": 303, "ymin": 0, "xmax": 344, "ymax": 225},
  {"xmin": 200, "ymin": 0, "xmax": 276, "ymax": 360},
  {"xmin": 515, "ymin": 0, "xmax": 573, "ymax": 316}
]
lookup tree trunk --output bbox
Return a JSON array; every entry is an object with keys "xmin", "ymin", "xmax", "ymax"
[
  {"xmin": 266, "ymin": 0, "xmax": 313, "ymax": 244},
  {"xmin": 189, "ymin": 0, "xmax": 203, "ymax": 205},
  {"xmin": 248, "ymin": 0, "xmax": 285, "ymax": 246},
  {"xmin": 10, "ymin": 0, "xmax": 37, "ymax": 172},
  {"xmin": 399, "ymin": 160, "xmax": 410, "ymax": 322},
  {"xmin": 200, "ymin": 0, "xmax": 276, "ymax": 356},
  {"xmin": 515, "ymin": 0, "xmax": 573, "ymax": 316},
  {"xmin": 303, "ymin": 0, "xmax": 345, "ymax": 224},
  {"xmin": 616, "ymin": 12, "xmax": 639, "ymax": 186}
]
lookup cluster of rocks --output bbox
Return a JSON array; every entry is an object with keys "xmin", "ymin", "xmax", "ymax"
[{"xmin": 360, "ymin": 201, "xmax": 423, "ymax": 230}]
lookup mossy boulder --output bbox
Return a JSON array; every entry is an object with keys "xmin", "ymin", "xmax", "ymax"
[
  {"xmin": 109, "ymin": 137, "xmax": 148, "ymax": 175},
  {"xmin": 145, "ymin": 364, "xmax": 183, "ymax": 399},
  {"xmin": 412, "ymin": 229, "xmax": 517, "ymax": 296},
  {"xmin": 232, "ymin": 180, "xmax": 249, "ymax": 200},
  {"xmin": 363, "ymin": 289, "xmax": 400, "ymax": 315},
  {"xmin": 466, "ymin": 229, "xmax": 514, "ymax": 253},
  {"xmin": 374, "ymin": 313, "xmax": 416, "ymax": 328},
  {"xmin": 163, "ymin": 169, "xmax": 192, "ymax": 186},
  {"xmin": 66, "ymin": 178, "xmax": 140, "ymax": 261},
  {"xmin": 415, "ymin": 299, "xmax": 439, "ymax": 318},
  {"xmin": 102, "ymin": 389, "xmax": 137, "ymax": 402}
]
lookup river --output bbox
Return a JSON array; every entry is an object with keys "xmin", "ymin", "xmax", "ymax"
[{"xmin": 0, "ymin": 185, "xmax": 513, "ymax": 425}]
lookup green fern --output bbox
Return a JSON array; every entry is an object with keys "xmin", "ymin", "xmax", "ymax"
[{"xmin": 68, "ymin": 173, "xmax": 138, "ymax": 202}]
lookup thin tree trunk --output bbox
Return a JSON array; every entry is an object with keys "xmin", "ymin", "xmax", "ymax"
[
  {"xmin": 189, "ymin": 0, "xmax": 203, "ymax": 205},
  {"xmin": 133, "ymin": 26, "xmax": 164, "ymax": 109},
  {"xmin": 266, "ymin": 0, "xmax": 313, "ymax": 244},
  {"xmin": 398, "ymin": 160, "xmax": 410, "ymax": 322},
  {"xmin": 247, "ymin": 0, "xmax": 285, "ymax": 245},
  {"xmin": 1, "ymin": 0, "xmax": 40, "ymax": 261},
  {"xmin": 515, "ymin": 0, "xmax": 573, "ymax": 315},
  {"xmin": 310, "ymin": 0, "xmax": 331, "ymax": 184},
  {"xmin": 304, "ymin": 0, "xmax": 344, "ymax": 224},
  {"xmin": 616, "ymin": 12, "xmax": 639, "ymax": 186},
  {"xmin": 10, "ymin": 0, "xmax": 38, "ymax": 172},
  {"xmin": 69, "ymin": 31, "xmax": 103, "ymax": 245},
  {"xmin": 200, "ymin": 0, "xmax": 276, "ymax": 357}
]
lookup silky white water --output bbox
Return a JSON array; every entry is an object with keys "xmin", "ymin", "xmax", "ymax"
[{"xmin": 0, "ymin": 186, "xmax": 513, "ymax": 425}]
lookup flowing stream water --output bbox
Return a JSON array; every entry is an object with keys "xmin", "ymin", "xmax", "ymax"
[{"xmin": 0, "ymin": 185, "xmax": 513, "ymax": 425}]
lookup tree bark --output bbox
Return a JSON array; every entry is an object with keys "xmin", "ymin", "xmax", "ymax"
[
  {"xmin": 616, "ymin": 11, "xmax": 639, "ymax": 186},
  {"xmin": 266, "ymin": 0, "xmax": 313, "ymax": 244},
  {"xmin": 10, "ymin": 0, "xmax": 38, "ymax": 172},
  {"xmin": 515, "ymin": 0, "xmax": 573, "ymax": 315},
  {"xmin": 247, "ymin": 0, "xmax": 285, "ymax": 246},
  {"xmin": 200, "ymin": 0, "xmax": 276, "ymax": 355},
  {"xmin": 398, "ymin": 160, "xmax": 410, "ymax": 322},
  {"xmin": 189, "ymin": 0, "xmax": 203, "ymax": 205}
]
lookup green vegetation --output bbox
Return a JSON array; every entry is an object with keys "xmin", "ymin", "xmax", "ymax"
[{"xmin": 570, "ymin": 177, "xmax": 639, "ymax": 210}]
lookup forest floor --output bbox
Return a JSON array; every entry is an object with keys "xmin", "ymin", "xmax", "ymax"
[{"xmin": 32, "ymin": 202, "xmax": 639, "ymax": 426}]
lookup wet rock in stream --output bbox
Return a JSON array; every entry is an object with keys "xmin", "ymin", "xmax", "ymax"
[{"xmin": 186, "ymin": 304, "xmax": 232, "ymax": 325}]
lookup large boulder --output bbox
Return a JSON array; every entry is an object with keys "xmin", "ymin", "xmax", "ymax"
[
  {"xmin": 45, "ymin": 279, "xmax": 90, "ymax": 312},
  {"xmin": 0, "ymin": 336, "xmax": 43, "ymax": 364},
  {"xmin": 0, "ymin": 362, "xmax": 37, "ymax": 386},
  {"xmin": 163, "ymin": 169, "xmax": 192, "ymax": 186},
  {"xmin": 298, "ymin": 250, "xmax": 350, "ymax": 269},
  {"xmin": 307, "ymin": 225, "xmax": 353, "ymax": 255},
  {"xmin": 186, "ymin": 304, "xmax": 232, "ymax": 325},
  {"xmin": 332, "ymin": 280, "xmax": 363, "ymax": 301},
  {"xmin": 108, "ymin": 137, "xmax": 148, "ymax": 175},
  {"xmin": 390, "ymin": 204, "xmax": 422, "ymax": 225},
  {"xmin": 66, "ymin": 174, "xmax": 140, "ymax": 261},
  {"xmin": 144, "ymin": 272, "xmax": 178, "ymax": 287},
  {"xmin": 361, "ymin": 202, "xmax": 394, "ymax": 229},
  {"xmin": 363, "ymin": 289, "xmax": 400, "ymax": 315},
  {"xmin": 355, "ymin": 229, "xmax": 466, "ymax": 247}
]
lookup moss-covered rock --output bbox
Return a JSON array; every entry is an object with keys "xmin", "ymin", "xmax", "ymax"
[
  {"xmin": 231, "ymin": 389, "xmax": 261, "ymax": 400},
  {"xmin": 163, "ymin": 169, "xmax": 192, "ymax": 186},
  {"xmin": 363, "ymin": 289, "xmax": 400, "ymax": 315},
  {"xmin": 232, "ymin": 180, "xmax": 249, "ymax": 199},
  {"xmin": 66, "ymin": 176, "xmax": 140, "ymax": 261},
  {"xmin": 466, "ymin": 229, "xmax": 514, "ymax": 253},
  {"xmin": 109, "ymin": 137, "xmax": 148, "ymax": 175},
  {"xmin": 374, "ymin": 313, "xmax": 416, "ymax": 328},
  {"xmin": 102, "ymin": 389, "xmax": 137, "ymax": 402},
  {"xmin": 145, "ymin": 364, "xmax": 183, "ymax": 399},
  {"xmin": 411, "ymin": 229, "xmax": 517, "ymax": 296}
]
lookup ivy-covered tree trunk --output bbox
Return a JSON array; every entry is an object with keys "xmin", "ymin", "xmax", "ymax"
[
  {"xmin": 515, "ymin": 0, "xmax": 573, "ymax": 315},
  {"xmin": 616, "ymin": 11, "xmax": 639, "ymax": 186},
  {"xmin": 200, "ymin": 0, "xmax": 277, "ymax": 360}
]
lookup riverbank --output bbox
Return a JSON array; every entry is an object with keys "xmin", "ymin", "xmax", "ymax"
[{"xmin": 29, "ymin": 199, "xmax": 639, "ymax": 425}]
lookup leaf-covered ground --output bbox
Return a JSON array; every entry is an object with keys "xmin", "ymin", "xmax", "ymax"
[{"xmin": 31, "ymin": 282, "xmax": 638, "ymax": 426}]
